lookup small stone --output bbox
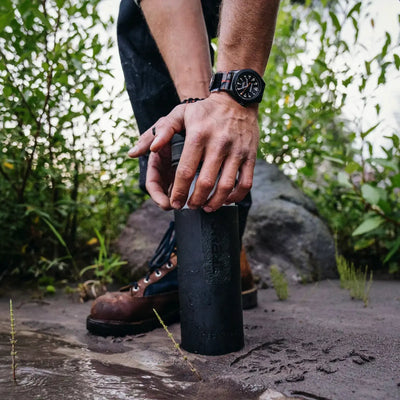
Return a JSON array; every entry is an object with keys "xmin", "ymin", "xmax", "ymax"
[
  {"xmin": 317, "ymin": 364, "xmax": 338, "ymax": 374},
  {"xmin": 286, "ymin": 373, "xmax": 305, "ymax": 382}
]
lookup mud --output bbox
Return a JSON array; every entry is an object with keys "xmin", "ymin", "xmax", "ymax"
[{"xmin": 0, "ymin": 280, "xmax": 399, "ymax": 400}]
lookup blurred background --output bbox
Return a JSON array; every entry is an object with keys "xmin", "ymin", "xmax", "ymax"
[{"xmin": 0, "ymin": 0, "xmax": 399, "ymax": 291}]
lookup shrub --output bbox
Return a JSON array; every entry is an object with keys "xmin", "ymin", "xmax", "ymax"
[
  {"xmin": 0, "ymin": 0, "xmax": 144, "ymax": 278},
  {"xmin": 260, "ymin": 0, "xmax": 400, "ymax": 273}
]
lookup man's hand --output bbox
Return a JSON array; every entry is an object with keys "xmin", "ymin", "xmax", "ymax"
[{"xmin": 128, "ymin": 92, "xmax": 259, "ymax": 211}]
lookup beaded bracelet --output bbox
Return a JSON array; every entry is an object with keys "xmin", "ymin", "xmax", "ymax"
[{"xmin": 180, "ymin": 97, "xmax": 205, "ymax": 104}]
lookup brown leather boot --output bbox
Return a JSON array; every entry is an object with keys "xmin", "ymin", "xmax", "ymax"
[
  {"xmin": 87, "ymin": 255, "xmax": 180, "ymax": 337},
  {"xmin": 87, "ymin": 223, "xmax": 258, "ymax": 337},
  {"xmin": 87, "ymin": 249, "xmax": 258, "ymax": 337}
]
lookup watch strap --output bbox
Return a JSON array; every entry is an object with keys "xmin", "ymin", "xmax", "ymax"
[{"xmin": 210, "ymin": 71, "xmax": 235, "ymax": 92}]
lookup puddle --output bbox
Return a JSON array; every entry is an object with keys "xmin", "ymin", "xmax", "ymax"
[
  {"xmin": 0, "ymin": 332, "xmax": 258, "ymax": 400},
  {"xmin": 0, "ymin": 331, "xmax": 196, "ymax": 400}
]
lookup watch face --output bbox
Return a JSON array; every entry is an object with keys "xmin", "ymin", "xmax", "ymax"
[{"xmin": 233, "ymin": 70, "xmax": 264, "ymax": 102}]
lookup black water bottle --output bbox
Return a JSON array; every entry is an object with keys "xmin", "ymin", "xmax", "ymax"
[{"xmin": 171, "ymin": 133, "xmax": 244, "ymax": 355}]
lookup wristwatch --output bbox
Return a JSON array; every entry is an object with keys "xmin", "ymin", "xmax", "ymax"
[{"xmin": 209, "ymin": 69, "xmax": 265, "ymax": 106}]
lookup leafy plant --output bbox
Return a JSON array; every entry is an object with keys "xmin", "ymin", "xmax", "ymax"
[
  {"xmin": 80, "ymin": 228, "xmax": 127, "ymax": 285},
  {"xmin": 270, "ymin": 265, "xmax": 289, "ymax": 301}
]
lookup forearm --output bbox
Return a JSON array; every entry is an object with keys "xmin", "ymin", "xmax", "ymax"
[
  {"xmin": 141, "ymin": 0, "xmax": 212, "ymax": 100},
  {"xmin": 216, "ymin": 0, "xmax": 280, "ymax": 75}
]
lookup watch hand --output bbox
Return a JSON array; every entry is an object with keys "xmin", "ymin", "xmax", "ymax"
[{"xmin": 240, "ymin": 83, "xmax": 251, "ymax": 96}]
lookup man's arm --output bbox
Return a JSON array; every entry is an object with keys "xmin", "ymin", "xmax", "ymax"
[
  {"xmin": 130, "ymin": 0, "xmax": 280, "ymax": 211},
  {"xmin": 128, "ymin": 0, "xmax": 212, "ymax": 209},
  {"xmin": 216, "ymin": 0, "xmax": 279, "ymax": 75},
  {"xmin": 140, "ymin": 0, "xmax": 212, "ymax": 101}
]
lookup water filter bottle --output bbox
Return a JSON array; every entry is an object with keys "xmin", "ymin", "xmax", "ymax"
[{"xmin": 171, "ymin": 133, "xmax": 244, "ymax": 355}]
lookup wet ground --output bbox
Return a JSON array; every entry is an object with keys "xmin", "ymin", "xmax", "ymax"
[{"xmin": 0, "ymin": 280, "xmax": 399, "ymax": 400}]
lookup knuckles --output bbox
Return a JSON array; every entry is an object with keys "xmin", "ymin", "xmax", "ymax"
[
  {"xmin": 176, "ymin": 164, "xmax": 196, "ymax": 182},
  {"xmin": 240, "ymin": 179, "xmax": 253, "ymax": 192},
  {"xmin": 218, "ymin": 180, "xmax": 235, "ymax": 193},
  {"xmin": 196, "ymin": 176, "xmax": 215, "ymax": 192}
]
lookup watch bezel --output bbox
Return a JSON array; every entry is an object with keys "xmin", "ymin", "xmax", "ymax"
[{"xmin": 231, "ymin": 69, "xmax": 265, "ymax": 105}]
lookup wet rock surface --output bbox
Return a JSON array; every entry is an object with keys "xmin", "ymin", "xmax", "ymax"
[
  {"xmin": 115, "ymin": 161, "xmax": 336, "ymax": 284},
  {"xmin": 1, "ymin": 280, "xmax": 399, "ymax": 400}
]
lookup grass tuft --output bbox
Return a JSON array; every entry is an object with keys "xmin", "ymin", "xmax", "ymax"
[
  {"xmin": 153, "ymin": 308, "xmax": 202, "ymax": 381},
  {"xmin": 336, "ymin": 252, "xmax": 373, "ymax": 307},
  {"xmin": 270, "ymin": 265, "xmax": 289, "ymax": 301},
  {"xmin": 9, "ymin": 299, "xmax": 17, "ymax": 382}
]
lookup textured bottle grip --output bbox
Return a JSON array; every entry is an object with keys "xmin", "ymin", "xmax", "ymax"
[{"xmin": 174, "ymin": 207, "xmax": 244, "ymax": 355}]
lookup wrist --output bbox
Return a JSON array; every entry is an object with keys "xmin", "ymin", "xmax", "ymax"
[
  {"xmin": 208, "ymin": 91, "xmax": 259, "ymax": 115},
  {"xmin": 209, "ymin": 69, "xmax": 265, "ymax": 107},
  {"xmin": 175, "ymin": 79, "xmax": 211, "ymax": 102}
]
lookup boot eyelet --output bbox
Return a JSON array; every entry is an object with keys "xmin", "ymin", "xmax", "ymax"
[
  {"xmin": 155, "ymin": 270, "xmax": 162, "ymax": 277},
  {"xmin": 144, "ymin": 277, "xmax": 150, "ymax": 283},
  {"xmin": 132, "ymin": 285, "xmax": 140, "ymax": 292},
  {"xmin": 166, "ymin": 262, "xmax": 173, "ymax": 269}
]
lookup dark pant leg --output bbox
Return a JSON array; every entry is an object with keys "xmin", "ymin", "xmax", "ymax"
[
  {"xmin": 117, "ymin": 0, "xmax": 251, "ymax": 239},
  {"xmin": 117, "ymin": 0, "xmax": 180, "ymax": 190}
]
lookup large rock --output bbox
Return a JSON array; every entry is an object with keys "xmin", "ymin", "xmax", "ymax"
[
  {"xmin": 116, "ymin": 200, "xmax": 174, "ymax": 280},
  {"xmin": 116, "ymin": 160, "xmax": 336, "ymax": 283},
  {"xmin": 243, "ymin": 160, "xmax": 336, "ymax": 284}
]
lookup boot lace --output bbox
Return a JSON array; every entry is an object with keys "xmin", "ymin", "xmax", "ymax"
[{"xmin": 128, "ymin": 221, "xmax": 176, "ymax": 292}]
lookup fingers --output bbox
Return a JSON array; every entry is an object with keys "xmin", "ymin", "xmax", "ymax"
[
  {"xmin": 170, "ymin": 132, "xmax": 204, "ymax": 209},
  {"xmin": 170, "ymin": 135, "xmax": 255, "ymax": 211},
  {"xmin": 187, "ymin": 147, "xmax": 227, "ymax": 209},
  {"xmin": 128, "ymin": 104, "xmax": 186, "ymax": 158},
  {"xmin": 201, "ymin": 154, "xmax": 242, "ymax": 212},
  {"xmin": 145, "ymin": 152, "xmax": 172, "ymax": 210},
  {"xmin": 225, "ymin": 158, "xmax": 255, "ymax": 204}
]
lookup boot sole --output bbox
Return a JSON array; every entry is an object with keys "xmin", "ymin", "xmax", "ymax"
[
  {"xmin": 87, "ymin": 308, "xmax": 180, "ymax": 337},
  {"xmin": 87, "ymin": 288, "xmax": 257, "ymax": 337}
]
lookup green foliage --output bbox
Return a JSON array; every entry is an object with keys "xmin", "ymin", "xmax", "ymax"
[
  {"xmin": 336, "ymin": 252, "xmax": 373, "ymax": 307},
  {"xmin": 79, "ymin": 228, "xmax": 127, "ymax": 285},
  {"xmin": 261, "ymin": 0, "xmax": 400, "ymax": 272},
  {"xmin": 1, "ymin": 0, "xmax": 398, "ymax": 281},
  {"xmin": 270, "ymin": 265, "xmax": 289, "ymax": 301},
  {"xmin": 0, "ymin": 0, "xmax": 144, "ymax": 278}
]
